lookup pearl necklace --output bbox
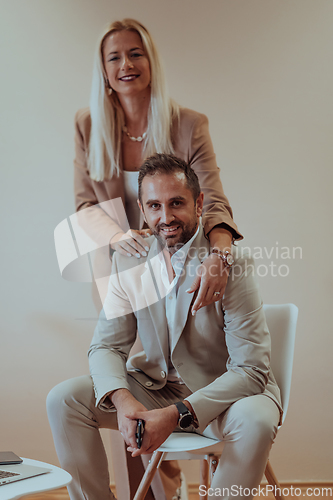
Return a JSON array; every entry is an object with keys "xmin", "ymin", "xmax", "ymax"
[{"xmin": 122, "ymin": 125, "xmax": 147, "ymax": 142}]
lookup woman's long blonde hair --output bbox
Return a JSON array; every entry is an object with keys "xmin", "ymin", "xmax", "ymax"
[{"xmin": 88, "ymin": 19, "xmax": 179, "ymax": 181}]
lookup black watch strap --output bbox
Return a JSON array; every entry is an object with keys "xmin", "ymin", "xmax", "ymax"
[{"xmin": 174, "ymin": 401, "xmax": 194, "ymax": 429}]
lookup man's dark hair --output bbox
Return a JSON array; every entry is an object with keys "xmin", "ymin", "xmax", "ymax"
[{"xmin": 138, "ymin": 153, "xmax": 201, "ymax": 204}]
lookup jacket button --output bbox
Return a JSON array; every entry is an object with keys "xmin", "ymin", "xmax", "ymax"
[
  {"xmin": 161, "ymin": 371, "xmax": 166, "ymax": 379},
  {"xmin": 145, "ymin": 381, "xmax": 153, "ymax": 387}
]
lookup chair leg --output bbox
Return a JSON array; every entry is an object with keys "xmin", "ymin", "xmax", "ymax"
[
  {"xmin": 199, "ymin": 455, "xmax": 219, "ymax": 499},
  {"xmin": 208, "ymin": 455, "xmax": 219, "ymax": 484},
  {"xmin": 133, "ymin": 451, "xmax": 164, "ymax": 500},
  {"xmin": 264, "ymin": 459, "xmax": 286, "ymax": 500},
  {"xmin": 200, "ymin": 459, "xmax": 209, "ymax": 500}
]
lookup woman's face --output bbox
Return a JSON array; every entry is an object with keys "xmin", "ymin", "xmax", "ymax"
[{"xmin": 103, "ymin": 30, "xmax": 151, "ymax": 98}]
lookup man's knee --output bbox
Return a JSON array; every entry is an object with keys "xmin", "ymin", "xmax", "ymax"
[
  {"xmin": 208, "ymin": 396, "xmax": 279, "ymax": 447},
  {"xmin": 46, "ymin": 375, "xmax": 94, "ymax": 421},
  {"xmin": 243, "ymin": 405, "xmax": 278, "ymax": 442},
  {"xmin": 228, "ymin": 396, "xmax": 279, "ymax": 445}
]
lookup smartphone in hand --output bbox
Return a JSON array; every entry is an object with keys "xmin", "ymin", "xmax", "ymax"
[{"xmin": 135, "ymin": 420, "xmax": 145, "ymax": 449}]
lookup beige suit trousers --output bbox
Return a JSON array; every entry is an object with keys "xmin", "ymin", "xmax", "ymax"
[{"xmin": 47, "ymin": 373, "xmax": 280, "ymax": 500}]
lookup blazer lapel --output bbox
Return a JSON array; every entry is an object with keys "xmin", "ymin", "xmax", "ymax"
[
  {"xmin": 141, "ymin": 240, "xmax": 169, "ymax": 363},
  {"xmin": 173, "ymin": 227, "xmax": 209, "ymax": 349},
  {"xmin": 140, "ymin": 227, "xmax": 209, "ymax": 361}
]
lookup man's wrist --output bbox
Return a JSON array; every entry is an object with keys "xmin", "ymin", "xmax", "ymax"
[
  {"xmin": 168, "ymin": 403, "xmax": 181, "ymax": 428},
  {"xmin": 110, "ymin": 388, "xmax": 133, "ymax": 408}
]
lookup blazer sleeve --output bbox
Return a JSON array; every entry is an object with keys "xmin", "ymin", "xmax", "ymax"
[
  {"xmin": 74, "ymin": 109, "xmax": 98, "ymax": 212},
  {"xmin": 73, "ymin": 109, "xmax": 126, "ymax": 247},
  {"xmin": 185, "ymin": 111, "xmax": 243, "ymax": 240},
  {"xmin": 186, "ymin": 253, "xmax": 272, "ymax": 429},
  {"xmin": 88, "ymin": 255, "xmax": 137, "ymax": 410}
]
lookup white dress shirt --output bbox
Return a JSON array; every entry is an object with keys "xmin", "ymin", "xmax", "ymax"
[{"xmin": 157, "ymin": 226, "xmax": 200, "ymax": 383}]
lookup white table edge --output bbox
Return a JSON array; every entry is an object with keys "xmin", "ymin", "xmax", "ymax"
[{"xmin": 1, "ymin": 457, "xmax": 72, "ymax": 500}]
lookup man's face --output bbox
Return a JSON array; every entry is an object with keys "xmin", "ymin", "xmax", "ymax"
[{"xmin": 138, "ymin": 171, "xmax": 203, "ymax": 254}]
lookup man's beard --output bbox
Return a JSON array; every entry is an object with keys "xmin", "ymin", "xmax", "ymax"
[{"xmin": 151, "ymin": 217, "xmax": 198, "ymax": 255}]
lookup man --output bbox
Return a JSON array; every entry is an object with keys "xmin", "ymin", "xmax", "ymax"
[{"xmin": 47, "ymin": 154, "xmax": 282, "ymax": 500}]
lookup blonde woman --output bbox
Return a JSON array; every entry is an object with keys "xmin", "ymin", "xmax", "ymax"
[
  {"xmin": 72, "ymin": 18, "xmax": 242, "ymax": 500},
  {"xmin": 75, "ymin": 18, "xmax": 242, "ymax": 311}
]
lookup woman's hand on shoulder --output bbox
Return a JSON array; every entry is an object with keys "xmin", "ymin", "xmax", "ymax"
[
  {"xmin": 110, "ymin": 229, "xmax": 152, "ymax": 258},
  {"xmin": 187, "ymin": 254, "xmax": 229, "ymax": 315}
]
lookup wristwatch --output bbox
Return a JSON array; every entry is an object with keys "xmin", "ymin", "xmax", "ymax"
[
  {"xmin": 211, "ymin": 249, "xmax": 235, "ymax": 269},
  {"xmin": 174, "ymin": 401, "xmax": 194, "ymax": 429}
]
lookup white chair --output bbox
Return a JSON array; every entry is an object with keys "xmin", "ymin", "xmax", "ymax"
[{"xmin": 133, "ymin": 303, "xmax": 298, "ymax": 500}]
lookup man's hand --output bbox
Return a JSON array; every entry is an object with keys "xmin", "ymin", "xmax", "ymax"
[
  {"xmin": 125, "ymin": 405, "xmax": 179, "ymax": 457},
  {"xmin": 187, "ymin": 254, "xmax": 229, "ymax": 315},
  {"xmin": 111, "ymin": 389, "xmax": 148, "ymax": 451}
]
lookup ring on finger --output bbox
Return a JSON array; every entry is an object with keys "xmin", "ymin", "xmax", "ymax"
[{"xmin": 213, "ymin": 291, "xmax": 221, "ymax": 297}]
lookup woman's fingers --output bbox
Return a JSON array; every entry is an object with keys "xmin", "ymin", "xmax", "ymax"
[
  {"xmin": 117, "ymin": 239, "xmax": 142, "ymax": 257},
  {"xmin": 129, "ymin": 230, "xmax": 150, "ymax": 253},
  {"xmin": 111, "ymin": 229, "xmax": 151, "ymax": 257},
  {"xmin": 138, "ymin": 228, "xmax": 152, "ymax": 238},
  {"xmin": 190, "ymin": 255, "xmax": 229, "ymax": 314},
  {"xmin": 191, "ymin": 284, "xmax": 224, "ymax": 315}
]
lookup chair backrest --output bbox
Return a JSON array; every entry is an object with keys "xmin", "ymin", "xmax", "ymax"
[
  {"xmin": 263, "ymin": 304, "xmax": 298, "ymax": 423},
  {"xmin": 158, "ymin": 304, "xmax": 298, "ymax": 461}
]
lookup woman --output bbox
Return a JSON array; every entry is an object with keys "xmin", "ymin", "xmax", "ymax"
[
  {"xmin": 73, "ymin": 18, "xmax": 242, "ymax": 500},
  {"xmin": 74, "ymin": 18, "xmax": 242, "ymax": 315}
]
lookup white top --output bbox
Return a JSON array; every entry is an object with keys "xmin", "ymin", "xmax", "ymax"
[
  {"xmin": 157, "ymin": 227, "xmax": 200, "ymax": 383},
  {"xmin": 123, "ymin": 170, "xmax": 142, "ymax": 230}
]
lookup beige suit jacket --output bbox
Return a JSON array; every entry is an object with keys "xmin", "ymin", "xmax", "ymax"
[
  {"xmin": 88, "ymin": 226, "xmax": 282, "ymax": 430},
  {"xmin": 74, "ymin": 107, "xmax": 242, "ymax": 245}
]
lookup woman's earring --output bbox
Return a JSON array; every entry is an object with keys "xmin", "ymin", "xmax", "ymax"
[{"xmin": 105, "ymin": 80, "xmax": 112, "ymax": 95}]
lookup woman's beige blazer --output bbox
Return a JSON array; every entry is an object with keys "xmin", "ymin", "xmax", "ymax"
[{"xmin": 74, "ymin": 106, "xmax": 243, "ymax": 245}]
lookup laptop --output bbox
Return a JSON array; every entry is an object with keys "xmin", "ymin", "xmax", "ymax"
[{"xmin": 0, "ymin": 461, "xmax": 51, "ymax": 486}]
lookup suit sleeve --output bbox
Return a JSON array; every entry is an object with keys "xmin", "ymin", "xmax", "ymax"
[
  {"xmin": 88, "ymin": 255, "xmax": 137, "ymax": 410},
  {"xmin": 188, "ymin": 112, "xmax": 243, "ymax": 240},
  {"xmin": 73, "ymin": 109, "xmax": 126, "ymax": 247},
  {"xmin": 74, "ymin": 109, "xmax": 99, "ymax": 212},
  {"xmin": 186, "ymin": 253, "xmax": 271, "ymax": 429}
]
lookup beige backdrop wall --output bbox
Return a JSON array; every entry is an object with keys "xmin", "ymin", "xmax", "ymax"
[{"xmin": 1, "ymin": 0, "xmax": 332, "ymax": 487}]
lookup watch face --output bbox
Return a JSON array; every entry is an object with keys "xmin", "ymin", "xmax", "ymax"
[
  {"xmin": 179, "ymin": 413, "xmax": 193, "ymax": 429},
  {"xmin": 226, "ymin": 253, "xmax": 234, "ymax": 266}
]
